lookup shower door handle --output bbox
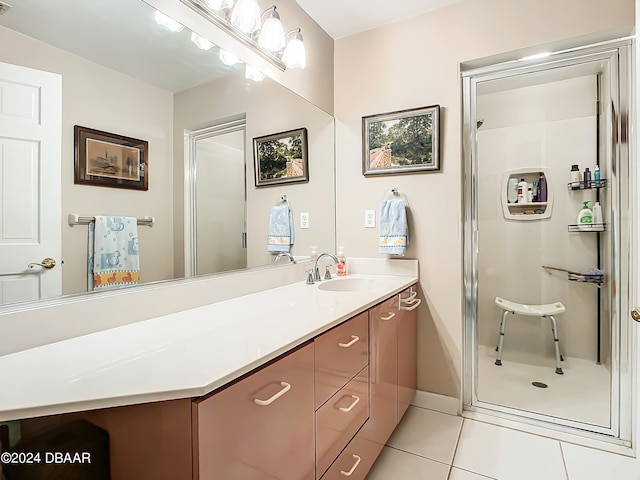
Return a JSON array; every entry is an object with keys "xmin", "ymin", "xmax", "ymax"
[{"xmin": 631, "ymin": 307, "xmax": 640, "ymax": 322}]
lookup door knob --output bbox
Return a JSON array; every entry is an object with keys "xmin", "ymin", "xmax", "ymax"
[
  {"xmin": 631, "ymin": 307, "xmax": 640, "ymax": 322},
  {"xmin": 28, "ymin": 258, "xmax": 56, "ymax": 270}
]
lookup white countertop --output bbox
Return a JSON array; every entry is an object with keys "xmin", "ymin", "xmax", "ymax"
[{"xmin": 0, "ymin": 273, "xmax": 417, "ymax": 421}]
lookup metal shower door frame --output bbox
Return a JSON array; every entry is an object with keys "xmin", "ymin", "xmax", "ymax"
[{"xmin": 461, "ymin": 39, "xmax": 633, "ymax": 444}]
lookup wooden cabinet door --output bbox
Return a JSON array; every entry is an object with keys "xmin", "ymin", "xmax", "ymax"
[
  {"xmin": 194, "ymin": 342, "xmax": 315, "ymax": 480},
  {"xmin": 364, "ymin": 296, "xmax": 398, "ymax": 445},
  {"xmin": 397, "ymin": 286, "xmax": 418, "ymax": 421}
]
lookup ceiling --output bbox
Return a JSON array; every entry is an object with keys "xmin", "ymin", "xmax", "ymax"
[{"xmin": 293, "ymin": 0, "xmax": 462, "ymax": 39}]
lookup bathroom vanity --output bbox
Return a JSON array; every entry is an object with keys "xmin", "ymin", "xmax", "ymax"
[{"xmin": 0, "ymin": 261, "xmax": 418, "ymax": 480}]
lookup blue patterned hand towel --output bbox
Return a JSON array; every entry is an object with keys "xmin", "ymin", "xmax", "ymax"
[
  {"xmin": 379, "ymin": 200, "xmax": 408, "ymax": 255},
  {"xmin": 268, "ymin": 205, "xmax": 295, "ymax": 252},
  {"xmin": 88, "ymin": 216, "xmax": 140, "ymax": 290}
]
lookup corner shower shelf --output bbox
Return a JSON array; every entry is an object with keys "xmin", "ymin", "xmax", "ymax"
[
  {"xmin": 566, "ymin": 178, "xmax": 608, "ymax": 190},
  {"xmin": 567, "ymin": 223, "xmax": 606, "ymax": 232}
]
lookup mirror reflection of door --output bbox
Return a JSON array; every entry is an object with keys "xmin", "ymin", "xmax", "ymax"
[
  {"xmin": 0, "ymin": 62, "xmax": 62, "ymax": 305},
  {"xmin": 192, "ymin": 125, "xmax": 246, "ymax": 276}
]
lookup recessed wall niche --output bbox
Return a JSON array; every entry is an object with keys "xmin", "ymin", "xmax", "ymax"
[{"xmin": 501, "ymin": 167, "xmax": 553, "ymax": 220}]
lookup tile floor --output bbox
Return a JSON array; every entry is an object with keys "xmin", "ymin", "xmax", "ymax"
[{"xmin": 366, "ymin": 406, "xmax": 640, "ymax": 480}]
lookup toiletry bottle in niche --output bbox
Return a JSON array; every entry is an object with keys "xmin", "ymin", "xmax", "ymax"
[
  {"xmin": 538, "ymin": 174, "xmax": 547, "ymax": 202},
  {"xmin": 593, "ymin": 165, "xmax": 601, "ymax": 187},
  {"xmin": 592, "ymin": 201, "xmax": 603, "ymax": 229},
  {"xmin": 517, "ymin": 178, "xmax": 528, "ymax": 203},
  {"xmin": 531, "ymin": 181, "xmax": 538, "ymax": 202},
  {"xmin": 570, "ymin": 164, "xmax": 581, "ymax": 189},
  {"xmin": 583, "ymin": 167, "xmax": 591, "ymax": 189},
  {"xmin": 507, "ymin": 178, "xmax": 518, "ymax": 203},
  {"xmin": 336, "ymin": 246, "xmax": 347, "ymax": 276},
  {"xmin": 527, "ymin": 187, "xmax": 533, "ymax": 203},
  {"xmin": 577, "ymin": 201, "xmax": 593, "ymax": 231}
]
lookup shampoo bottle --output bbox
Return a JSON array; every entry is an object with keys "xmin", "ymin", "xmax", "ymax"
[
  {"xmin": 517, "ymin": 178, "xmax": 528, "ymax": 203},
  {"xmin": 577, "ymin": 201, "xmax": 593, "ymax": 231},
  {"xmin": 539, "ymin": 174, "xmax": 547, "ymax": 202},
  {"xmin": 570, "ymin": 164, "xmax": 581, "ymax": 189},
  {"xmin": 336, "ymin": 247, "xmax": 347, "ymax": 276},
  {"xmin": 593, "ymin": 165, "xmax": 601, "ymax": 187}
]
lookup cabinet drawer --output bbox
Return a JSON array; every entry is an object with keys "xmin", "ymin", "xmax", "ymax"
[
  {"xmin": 315, "ymin": 312, "xmax": 368, "ymax": 408},
  {"xmin": 316, "ymin": 366, "xmax": 369, "ymax": 479},
  {"xmin": 194, "ymin": 342, "xmax": 315, "ymax": 480},
  {"xmin": 320, "ymin": 423, "xmax": 382, "ymax": 480}
]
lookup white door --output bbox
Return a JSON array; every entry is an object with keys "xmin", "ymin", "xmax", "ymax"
[{"xmin": 0, "ymin": 62, "xmax": 62, "ymax": 305}]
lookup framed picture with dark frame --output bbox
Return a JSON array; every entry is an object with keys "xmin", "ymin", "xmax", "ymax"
[
  {"xmin": 74, "ymin": 125, "xmax": 149, "ymax": 190},
  {"xmin": 362, "ymin": 104, "xmax": 440, "ymax": 176},
  {"xmin": 253, "ymin": 127, "xmax": 309, "ymax": 187}
]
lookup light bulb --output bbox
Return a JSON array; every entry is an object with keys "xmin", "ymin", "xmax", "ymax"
[
  {"xmin": 203, "ymin": 0, "xmax": 234, "ymax": 9},
  {"xmin": 258, "ymin": 8, "xmax": 285, "ymax": 52},
  {"xmin": 220, "ymin": 49, "xmax": 241, "ymax": 66},
  {"xmin": 245, "ymin": 64, "xmax": 265, "ymax": 82},
  {"xmin": 282, "ymin": 30, "xmax": 306, "ymax": 69},
  {"xmin": 154, "ymin": 10, "xmax": 184, "ymax": 32},
  {"xmin": 230, "ymin": 0, "xmax": 261, "ymax": 34},
  {"xmin": 190, "ymin": 32, "xmax": 214, "ymax": 50}
]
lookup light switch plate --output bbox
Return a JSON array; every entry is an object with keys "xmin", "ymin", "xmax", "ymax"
[
  {"xmin": 365, "ymin": 210, "xmax": 376, "ymax": 228},
  {"xmin": 300, "ymin": 212, "xmax": 310, "ymax": 229}
]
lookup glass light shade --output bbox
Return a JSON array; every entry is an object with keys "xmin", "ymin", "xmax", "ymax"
[
  {"xmin": 203, "ymin": 0, "xmax": 234, "ymax": 10},
  {"xmin": 245, "ymin": 64, "xmax": 265, "ymax": 82},
  {"xmin": 230, "ymin": 0, "xmax": 261, "ymax": 34},
  {"xmin": 282, "ymin": 31, "xmax": 306, "ymax": 69},
  {"xmin": 258, "ymin": 9, "xmax": 285, "ymax": 52},
  {"xmin": 219, "ymin": 49, "xmax": 241, "ymax": 66},
  {"xmin": 154, "ymin": 11, "xmax": 184, "ymax": 32},
  {"xmin": 190, "ymin": 32, "xmax": 214, "ymax": 50}
]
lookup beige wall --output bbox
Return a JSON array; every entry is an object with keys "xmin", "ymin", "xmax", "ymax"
[
  {"xmin": 173, "ymin": 71, "xmax": 335, "ymax": 275},
  {"xmin": 0, "ymin": 27, "xmax": 175, "ymax": 295},
  {"xmin": 334, "ymin": 0, "xmax": 634, "ymax": 398}
]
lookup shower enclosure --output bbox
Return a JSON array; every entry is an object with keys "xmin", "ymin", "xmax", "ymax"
[{"xmin": 462, "ymin": 40, "xmax": 632, "ymax": 442}]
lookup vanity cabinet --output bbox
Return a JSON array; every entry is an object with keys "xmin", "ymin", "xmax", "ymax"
[
  {"xmin": 194, "ymin": 342, "xmax": 315, "ymax": 480},
  {"xmin": 52, "ymin": 283, "xmax": 418, "ymax": 480}
]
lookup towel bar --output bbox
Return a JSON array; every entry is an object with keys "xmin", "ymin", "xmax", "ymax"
[{"xmin": 68, "ymin": 214, "xmax": 155, "ymax": 226}]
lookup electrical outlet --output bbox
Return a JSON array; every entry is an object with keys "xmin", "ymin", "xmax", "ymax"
[
  {"xmin": 300, "ymin": 212, "xmax": 310, "ymax": 229},
  {"xmin": 365, "ymin": 210, "xmax": 376, "ymax": 228}
]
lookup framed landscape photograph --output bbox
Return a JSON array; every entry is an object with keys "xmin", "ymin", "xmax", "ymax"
[
  {"xmin": 253, "ymin": 128, "xmax": 309, "ymax": 187},
  {"xmin": 74, "ymin": 125, "xmax": 149, "ymax": 190},
  {"xmin": 362, "ymin": 105, "xmax": 440, "ymax": 176}
]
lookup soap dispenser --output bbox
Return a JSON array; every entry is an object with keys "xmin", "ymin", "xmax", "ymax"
[
  {"xmin": 577, "ymin": 201, "xmax": 593, "ymax": 231},
  {"xmin": 336, "ymin": 247, "xmax": 347, "ymax": 276}
]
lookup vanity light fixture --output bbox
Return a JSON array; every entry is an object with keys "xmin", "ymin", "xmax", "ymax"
[
  {"xmin": 182, "ymin": 0, "xmax": 307, "ymax": 71},
  {"xmin": 191, "ymin": 32, "xmax": 215, "ymax": 50},
  {"xmin": 154, "ymin": 10, "xmax": 185, "ymax": 32},
  {"xmin": 245, "ymin": 64, "xmax": 265, "ymax": 81},
  {"xmin": 220, "ymin": 48, "xmax": 242, "ymax": 66},
  {"xmin": 257, "ymin": 6, "xmax": 285, "ymax": 52}
]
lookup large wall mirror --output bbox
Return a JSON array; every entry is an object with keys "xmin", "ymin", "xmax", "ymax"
[{"xmin": 0, "ymin": 0, "xmax": 335, "ymax": 308}]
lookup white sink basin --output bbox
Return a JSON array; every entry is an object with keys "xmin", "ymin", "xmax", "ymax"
[{"xmin": 317, "ymin": 278, "xmax": 382, "ymax": 292}]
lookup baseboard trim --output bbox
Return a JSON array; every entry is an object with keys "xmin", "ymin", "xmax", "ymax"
[{"xmin": 410, "ymin": 390, "xmax": 459, "ymax": 416}]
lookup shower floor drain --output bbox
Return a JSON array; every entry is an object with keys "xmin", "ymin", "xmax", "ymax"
[{"xmin": 532, "ymin": 381, "xmax": 548, "ymax": 388}]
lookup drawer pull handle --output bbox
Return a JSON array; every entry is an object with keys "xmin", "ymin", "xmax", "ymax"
[
  {"xmin": 380, "ymin": 312, "xmax": 395, "ymax": 321},
  {"xmin": 400, "ymin": 291, "xmax": 418, "ymax": 303},
  {"xmin": 399, "ymin": 298, "xmax": 422, "ymax": 311},
  {"xmin": 339, "ymin": 395, "xmax": 360, "ymax": 413},
  {"xmin": 340, "ymin": 454, "xmax": 362, "ymax": 476},
  {"xmin": 253, "ymin": 382, "xmax": 291, "ymax": 406},
  {"xmin": 338, "ymin": 335, "xmax": 359, "ymax": 348}
]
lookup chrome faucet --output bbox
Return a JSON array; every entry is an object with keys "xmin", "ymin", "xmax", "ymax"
[
  {"xmin": 313, "ymin": 253, "xmax": 339, "ymax": 282},
  {"xmin": 274, "ymin": 252, "xmax": 296, "ymax": 264}
]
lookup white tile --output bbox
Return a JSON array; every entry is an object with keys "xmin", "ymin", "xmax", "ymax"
[
  {"xmin": 562, "ymin": 442, "xmax": 640, "ymax": 480},
  {"xmin": 366, "ymin": 447, "xmax": 450, "ymax": 480},
  {"xmin": 453, "ymin": 420, "xmax": 566, "ymax": 480},
  {"xmin": 386, "ymin": 406, "xmax": 463, "ymax": 463},
  {"xmin": 449, "ymin": 468, "xmax": 497, "ymax": 480}
]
